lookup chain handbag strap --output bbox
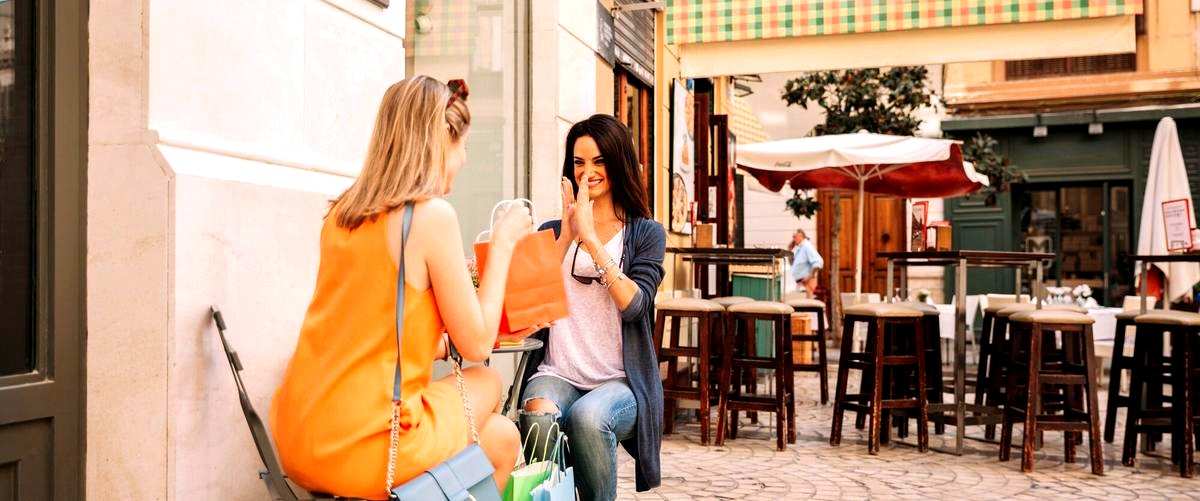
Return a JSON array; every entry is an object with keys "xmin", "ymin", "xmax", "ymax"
[
  {"xmin": 385, "ymin": 204, "xmax": 414, "ymax": 497},
  {"xmin": 385, "ymin": 204, "xmax": 481, "ymax": 498}
]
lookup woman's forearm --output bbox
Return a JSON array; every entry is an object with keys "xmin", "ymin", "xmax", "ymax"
[
  {"xmin": 475, "ymin": 243, "xmax": 514, "ymax": 352},
  {"xmin": 584, "ymin": 240, "xmax": 637, "ymax": 310}
]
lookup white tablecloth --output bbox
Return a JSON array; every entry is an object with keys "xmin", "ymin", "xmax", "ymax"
[{"xmin": 931, "ymin": 304, "xmax": 1123, "ymax": 353}]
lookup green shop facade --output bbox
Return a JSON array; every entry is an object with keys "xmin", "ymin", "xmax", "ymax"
[{"xmin": 942, "ymin": 105, "xmax": 1200, "ymax": 307}]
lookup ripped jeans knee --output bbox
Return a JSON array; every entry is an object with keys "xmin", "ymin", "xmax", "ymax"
[{"xmin": 518, "ymin": 400, "xmax": 562, "ymax": 463}]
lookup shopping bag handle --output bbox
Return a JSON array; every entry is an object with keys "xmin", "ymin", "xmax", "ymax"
[{"xmin": 478, "ymin": 198, "xmax": 537, "ymax": 243}]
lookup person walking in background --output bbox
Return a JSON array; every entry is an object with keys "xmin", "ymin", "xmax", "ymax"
[{"xmin": 789, "ymin": 229, "xmax": 823, "ymax": 295}]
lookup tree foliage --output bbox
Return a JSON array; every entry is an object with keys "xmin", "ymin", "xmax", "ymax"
[
  {"xmin": 781, "ymin": 67, "xmax": 935, "ymax": 136},
  {"xmin": 959, "ymin": 132, "xmax": 1026, "ymax": 205}
]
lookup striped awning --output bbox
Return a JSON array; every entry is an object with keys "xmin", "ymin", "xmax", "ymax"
[{"xmin": 666, "ymin": 0, "xmax": 1144, "ymax": 46}]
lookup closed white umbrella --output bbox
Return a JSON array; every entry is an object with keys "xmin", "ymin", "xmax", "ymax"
[{"xmin": 1135, "ymin": 117, "xmax": 1200, "ymax": 302}]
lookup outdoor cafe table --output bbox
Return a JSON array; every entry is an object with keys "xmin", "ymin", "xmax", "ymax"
[
  {"xmin": 665, "ymin": 247, "xmax": 791, "ymax": 300},
  {"xmin": 878, "ymin": 250, "xmax": 1053, "ymax": 455},
  {"xmin": 487, "ymin": 337, "xmax": 544, "ymax": 418},
  {"xmin": 1133, "ymin": 253, "xmax": 1200, "ymax": 312}
]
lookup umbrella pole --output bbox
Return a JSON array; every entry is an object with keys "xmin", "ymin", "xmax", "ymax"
[
  {"xmin": 855, "ymin": 178, "xmax": 865, "ymax": 295},
  {"xmin": 830, "ymin": 192, "xmax": 842, "ymax": 348}
]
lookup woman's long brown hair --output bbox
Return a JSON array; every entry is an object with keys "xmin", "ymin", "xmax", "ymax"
[{"xmin": 329, "ymin": 76, "xmax": 470, "ymax": 229}]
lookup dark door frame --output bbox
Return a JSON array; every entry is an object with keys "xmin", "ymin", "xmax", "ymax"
[{"xmin": 0, "ymin": 0, "xmax": 88, "ymax": 498}]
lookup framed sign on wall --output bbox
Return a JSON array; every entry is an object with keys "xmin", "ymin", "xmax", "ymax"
[
  {"xmin": 669, "ymin": 79, "xmax": 695, "ymax": 235},
  {"xmin": 1162, "ymin": 198, "xmax": 1194, "ymax": 252}
]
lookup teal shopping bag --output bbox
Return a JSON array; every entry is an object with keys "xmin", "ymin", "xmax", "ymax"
[{"xmin": 530, "ymin": 433, "xmax": 574, "ymax": 501}]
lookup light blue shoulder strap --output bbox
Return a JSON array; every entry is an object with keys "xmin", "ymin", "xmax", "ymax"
[{"xmin": 392, "ymin": 204, "xmax": 415, "ymax": 402}]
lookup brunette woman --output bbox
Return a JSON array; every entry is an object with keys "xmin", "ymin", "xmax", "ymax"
[{"xmin": 518, "ymin": 114, "xmax": 666, "ymax": 501}]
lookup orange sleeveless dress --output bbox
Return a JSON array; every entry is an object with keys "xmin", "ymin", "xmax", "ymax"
[{"xmin": 271, "ymin": 213, "xmax": 470, "ymax": 500}]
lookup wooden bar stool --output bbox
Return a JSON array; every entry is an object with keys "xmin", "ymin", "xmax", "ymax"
[
  {"xmin": 981, "ymin": 303, "xmax": 1086, "ymax": 440},
  {"xmin": 1000, "ymin": 309, "xmax": 1104, "ymax": 474},
  {"xmin": 976, "ymin": 296, "xmax": 1030, "ymax": 408},
  {"xmin": 831, "ymin": 303, "xmax": 929, "ymax": 455},
  {"xmin": 716, "ymin": 301, "xmax": 795, "ymax": 451},
  {"xmin": 893, "ymin": 301, "xmax": 946, "ymax": 436},
  {"xmin": 711, "ymin": 296, "xmax": 757, "ymax": 421},
  {"xmin": 1104, "ymin": 296, "xmax": 1158, "ymax": 443},
  {"xmin": 654, "ymin": 297, "xmax": 725, "ymax": 446},
  {"xmin": 785, "ymin": 293, "xmax": 830, "ymax": 404},
  {"xmin": 1121, "ymin": 310, "xmax": 1198, "ymax": 477}
]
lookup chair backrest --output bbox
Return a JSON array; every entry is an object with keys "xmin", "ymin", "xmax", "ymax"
[
  {"xmin": 949, "ymin": 294, "xmax": 984, "ymax": 330},
  {"xmin": 984, "ymin": 293, "xmax": 1030, "ymax": 307},
  {"xmin": 1120, "ymin": 295, "xmax": 1157, "ymax": 310},
  {"xmin": 840, "ymin": 292, "xmax": 880, "ymax": 308},
  {"xmin": 210, "ymin": 307, "xmax": 303, "ymax": 501},
  {"xmin": 784, "ymin": 290, "xmax": 810, "ymax": 302}
]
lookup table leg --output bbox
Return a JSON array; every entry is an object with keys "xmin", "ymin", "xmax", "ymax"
[
  {"xmin": 503, "ymin": 352, "xmax": 532, "ymax": 417},
  {"xmin": 886, "ymin": 260, "xmax": 894, "ymax": 303},
  {"xmin": 1035, "ymin": 261, "xmax": 1044, "ymax": 309},
  {"xmin": 954, "ymin": 258, "xmax": 967, "ymax": 455},
  {"xmin": 1140, "ymin": 261, "xmax": 1148, "ymax": 314}
]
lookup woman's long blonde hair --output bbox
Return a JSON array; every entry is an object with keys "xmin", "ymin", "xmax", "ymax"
[{"xmin": 329, "ymin": 76, "xmax": 470, "ymax": 229}]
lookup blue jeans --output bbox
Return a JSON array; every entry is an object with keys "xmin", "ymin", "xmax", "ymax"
[{"xmin": 519, "ymin": 376, "xmax": 637, "ymax": 501}]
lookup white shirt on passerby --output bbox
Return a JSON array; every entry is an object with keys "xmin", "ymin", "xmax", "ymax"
[{"xmin": 531, "ymin": 229, "xmax": 625, "ymax": 390}]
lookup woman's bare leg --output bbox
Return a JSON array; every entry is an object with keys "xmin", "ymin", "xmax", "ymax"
[
  {"xmin": 457, "ymin": 365, "xmax": 518, "ymax": 489},
  {"xmin": 481, "ymin": 413, "xmax": 520, "ymax": 489}
]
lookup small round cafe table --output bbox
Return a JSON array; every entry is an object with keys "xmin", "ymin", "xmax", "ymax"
[{"xmin": 488, "ymin": 338, "xmax": 544, "ymax": 418}]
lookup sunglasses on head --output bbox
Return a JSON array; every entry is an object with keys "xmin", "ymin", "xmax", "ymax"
[{"xmin": 570, "ymin": 240, "xmax": 625, "ymax": 285}]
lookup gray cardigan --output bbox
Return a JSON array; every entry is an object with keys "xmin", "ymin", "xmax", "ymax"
[{"xmin": 518, "ymin": 216, "xmax": 666, "ymax": 492}]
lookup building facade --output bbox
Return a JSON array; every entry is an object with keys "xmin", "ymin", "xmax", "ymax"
[
  {"xmin": 942, "ymin": 0, "xmax": 1200, "ymax": 305},
  {"xmin": 0, "ymin": 0, "xmax": 660, "ymax": 499}
]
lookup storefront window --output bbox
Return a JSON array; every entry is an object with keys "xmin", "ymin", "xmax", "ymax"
[
  {"xmin": 1018, "ymin": 183, "xmax": 1132, "ymax": 305},
  {"xmin": 406, "ymin": 0, "xmax": 526, "ymax": 245},
  {"xmin": 0, "ymin": 0, "xmax": 36, "ymax": 376}
]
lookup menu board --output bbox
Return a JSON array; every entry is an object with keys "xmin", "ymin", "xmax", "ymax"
[
  {"xmin": 1161, "ymin": 198, "xmax": 1193, "ymax": 252},
  {"xmin": 670, "ymin": 79, "xmax": 695, "ymax": 235},
  {"xmin": 911, "ymin": 201, "xmax": 928, "ymax": 251}
]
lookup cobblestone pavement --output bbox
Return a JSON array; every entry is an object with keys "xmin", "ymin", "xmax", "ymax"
[{"xmin": 615, "ymin": 369, "xmax": 1199, "ymax": 500}]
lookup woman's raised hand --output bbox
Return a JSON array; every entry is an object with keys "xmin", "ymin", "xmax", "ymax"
[
  {"xmin": 572, "ymin": 170, "xmax": 599, "ymax": 247},
  {"xmin": 491, "ymin": 203, "xmax": 533, "ymax": 253},
  {"xmin": 560, "ymin": 177, "xmax": 576, "ymax": 240}
]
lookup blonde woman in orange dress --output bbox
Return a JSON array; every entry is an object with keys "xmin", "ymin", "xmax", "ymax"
[{"xmin": 271, "ymin": 77, "xmax": 531, "ymax": 499}]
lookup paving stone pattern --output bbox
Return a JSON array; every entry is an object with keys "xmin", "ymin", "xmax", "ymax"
[{"xmin": 615, "ymin": 368, "xmax": 1198, "ymax": 500}]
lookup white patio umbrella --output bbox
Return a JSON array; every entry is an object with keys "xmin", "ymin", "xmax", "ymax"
[
  {"xmin": 1135, "ymin": 117, "xmax": 1200, "ymax": 302},
  {"xmin": 736, "ymin": 132, "xmax": 988, "ymax": 294}
]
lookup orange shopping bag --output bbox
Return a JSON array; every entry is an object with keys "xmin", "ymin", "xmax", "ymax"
[{"xmin": 473, "ymin": 201, "xmax": 569, "ymax": 338}]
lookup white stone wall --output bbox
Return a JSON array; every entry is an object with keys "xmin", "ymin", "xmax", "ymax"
[
  {"xmin": 88, "ymin": 1, "xmax": 403, "ymax": 500},
  {"xmin": 530, "ymin": 0, "xmax": 612, "ymax": 221}
]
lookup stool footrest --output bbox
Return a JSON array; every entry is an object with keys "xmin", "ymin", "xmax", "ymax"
[
  {"xmin": 730, "ymin": 357, "xmax": 786, "ymax": 369},
  {"xmin": 1038, "ymin": 373, "xmax": 1088, "ymax": 385},
  {"xmin": 881, "ymin": 355, "xmax": 919, "ymax": 365},
  {"xmin": 660, "ymin": 348, "xmax": 700, "ymax": 358},
  {"xmin": 724, "ymin": 395, "xmax": 787, "ymax": 411},
  {"xmin": 880, "ymin": 399, "xmax": 922, "ymax": 409},
  {"xmin": 1030, "ymin": 416, "xmax": 1091, "ymax": 432}
]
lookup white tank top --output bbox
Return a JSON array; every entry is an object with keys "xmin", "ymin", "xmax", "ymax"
[{"xmin": 531, "ymin": 229, "xmax": 626, "ymax": 390}]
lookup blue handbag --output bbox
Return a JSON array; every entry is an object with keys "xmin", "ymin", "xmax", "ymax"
[{"xmin": 386, "ymin": 204, "xmax": 501, "ymax": 501}]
